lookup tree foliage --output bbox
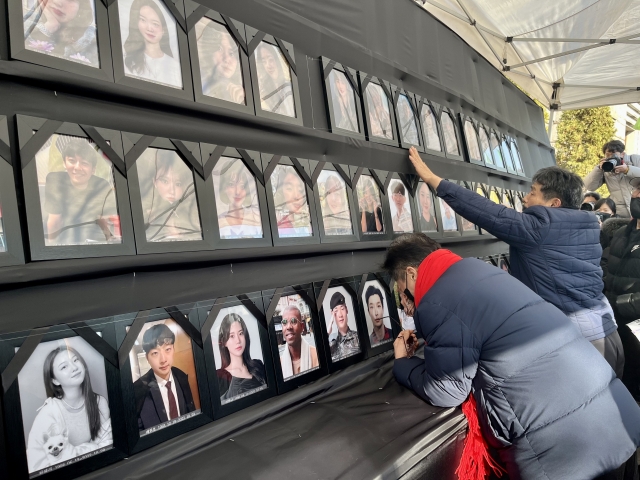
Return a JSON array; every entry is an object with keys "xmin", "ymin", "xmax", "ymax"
[{"xmin": 555, "ymin": 107, "xmax": 614, "ymax": 196}]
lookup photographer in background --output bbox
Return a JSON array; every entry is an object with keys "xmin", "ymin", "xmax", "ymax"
[
  {"xmin": 582, "ymin": 191, "xmax": 601, "ymax": 211},
  {"xmin": 584, "ymin": 140, "xmax": 640, "ymax": 218}
]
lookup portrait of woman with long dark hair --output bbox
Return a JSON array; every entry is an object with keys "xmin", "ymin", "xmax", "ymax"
[
  {"xmin": 254, "ymin": 42, "xmax": 295, "ymax": 117},
  {"xmin": 119, "ymin": 0, "xmax": 182, "ymax": 88},
  {"xmin": 357, "ymin": 175, "xmax": 384, "ymax": 234}
]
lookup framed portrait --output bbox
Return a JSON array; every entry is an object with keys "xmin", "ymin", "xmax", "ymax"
[
  {"xmin": 387, "ymin": 176, "xmax": 416, "ymax": 235},
  {"xmin": 509, "ymin": 138, "xmax": 526, "ymax": 177},
  {"xmin": 198, "ymin": 293, "xmax": 276, "ymax": 419},
  {"xmin": 315, "ymin": 279, "xmax": 366, "ymax": 372},
  {"xmin": 417, "ymin": 98, "xmax": 446, "ymax": 157},
  {"xmin": 439, "ymin": 106, "xmax": 464, "ymax": 161},
  {"xmin": 499, "ymin": 134, "xmax": 517, "ymax": 175},
  {"xmin": 264, "ymin": 285, "xmax": 328, "ymax": 394},
  {"xmin": 107, "ymin": 0, "xmax": 193, "ymax": 100},
  {"xmin": 358, "ymin": 274, "xmax": 400, "ymax": 358},
  {"xmin": 0, "ymin": 322, "xmax": 126, "ymax": 480},
  {"xmin": 199, "ymin": 145, "xmax": 271, "ymax": 249},
  {"xmin": 16, "ymin": 115, "xmax": 135, "ymax": 261},
  {"xmin": 514, "ymin": 190, "xmax": 524, "ymax": 212},
  {"xmin": 489, "ymin": 130, "xmax": 507, "ymax": 172},
  {"xmin": 353, "ymin": 171, "xmax": 392, "ymax": 242},
  {"xmin": 461, "ymin": 115, "xmax": 484, "ymax": 166},
  {"xmin": 359, "ymin": 73, "xmax": 399, "ymax": 147},
  {"xmin": 313, "ymin": 166, "xmax": 359, "ymax": 244},
  {"xmin": 186, "ymin": 5, "xmax": 254, "ymax": 115},
  {"xmin": 413, "ymin": 181, "xmax": 440, "ymax": 236},
  {"xmin": 438, "ymin": 195, "xmax": 460, "ymax": 238},
  {"xmin": 392, "ymin": 88, "xmax": 424, "ymax": 151},
  {"xmin": 501, "ymin": 189, "xmax": 515, "ymax": 209},
  {"xmin": 498, "ymin": 254, "xmax": 511, "ymax": 274},
  {"xmin": 488, "ymin": 186, "xmax": 501, "ymax": 205},
  {"xmin": 478, "ymin": 124, "xmax": 496, "ymax": 169},
  {"xmin": 459, "ymin": 181, "xmax": 478, "ymax": 236},
  {"xmin": 115, "ymin": 307, "xmax": 211, "ymax": 453},
  {"xmin": 7, "ymin": 0, "xmax": 113, "ymax": 81},
  {"xmin": 321, "ymin": 59, "xmax": 365, "ymax": 139},
  {"xmin": 263, "ymin": 155, "xmax": 320, "ymax": 247},
  {"xmin": 123, "ymin": 133, "xmax": 214, "ymax": 254},
  {"xmin": 246, "ymin": 29, "xmax": 303, "ymax": 126}
]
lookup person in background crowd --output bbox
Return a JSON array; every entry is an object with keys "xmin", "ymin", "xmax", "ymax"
[
  {"xmin": 584, "ymin": 140, "xmax": 640, "ymax": 218},
  {"xmin": 584, "ymin": 191, "xmax": 601, "ymax": 205},
  {"xmin": 595, "ymin": 197, "xmax": 617, "ymax": 217},
  {"xmin": 385, "ymin": 233, "xmax": 640, "ymax": 480},
  {"xmin": 408, "ymin": 147, "xmax": 623, "ymax": 376}
]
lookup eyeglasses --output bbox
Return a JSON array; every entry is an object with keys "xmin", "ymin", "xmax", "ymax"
[{"xmin": 281, "ymin": 318, "xmax": 300, "ymax": 326}]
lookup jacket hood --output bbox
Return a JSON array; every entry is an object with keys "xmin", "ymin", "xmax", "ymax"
[{"xmin": 602, "ymin": 218, "xmax": 632, "ymax": 238}]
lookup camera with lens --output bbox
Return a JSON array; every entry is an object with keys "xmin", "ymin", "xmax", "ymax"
[
  {"xmin": 580, "ymin": 202, "xmax": 595, "ymax": 211},
  {"xmin": 595, "ymin": 211, "xmax": 612, "ymax": 223},
  {"xmin": 602, "ymin": 154, "xmax": 624, "ymax": 172}
]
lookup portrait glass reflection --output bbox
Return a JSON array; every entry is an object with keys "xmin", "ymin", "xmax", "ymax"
[
  {"xmin": 17, "ymin": 337, "xmax": 112, "ymax": 477},
  {"xmin": 464, "ymin": 122, "xmax": 481, "ymax": 161},
  {"xmin": 195, "ymin": 17, "xmax": 245, "ymax": 104},
  {"xmin": 135, "ymin": 148, "xmax": 203, "ymax": 243},
  {"xmin": 22, "ymin": 0, "xmax": 100, "ymax": 67},
  {"xmin": 356, "ymin": 175, "xmax": 384, "ymax": 235},
  {"xmin": 514, "ymin": 194, "xmax": 523, "ymax": 213},
  {"xmin": 439, "ymin": 198, "xmax": 458, "ymax": 232},
  {"xmin": 254, "ymin": 42, "xmax": 296, "ymax": 117},
  {"xmin": 317, "ymin": 170, "xmax": 352, "ymax": 236},
  {"xmin": 441, "ymin": 113, "xmax": 459, "ymax": 155},
  {"xmin": 362, "ymin": 280, "xmax": 393, "ymax": 348},
  {"xmin": 211, "ymin": 305, "xmax": 268, "ymax": 404},
  {"xmin": 388, "ymin": 180, "xmax": 414, "ymax": 234},
  {"xmin": 129, "ymin": 319, "xmax": 201, "ymax": 435},
  {"xmin": 323, "ymin": 286, "xmax": 361, "ymax": 362},
  {"xmin": 0, "ymin": 202, "xmax": 5, "ymax": 252},
  {"xmin": 272, "ymin": 294, "xmax": 319, "ymax": 381},
  {"xmin": 271, "ymin": 165, "xmax": 312, "ymax": 238},
  {"xmin": 211, "ymin": 157, "xmax": 263, "ymax": 239},
  {"xmin": 416, "ymin": 182, "xmax": 438, "ymax": 233},
  {"xmin": 420, "ymin": 104, "xmax": 441, "ymax": 152},
  {"xmin": 118, "ymin": 0, "xmax": 183, "ymax": 89},
  {"xmin": 479, "ymin": 128, "xmax": 494, "ymax": 166},
  {"xmin": 329, "ymin": 70, "xmax": 358, "ymax": 133},
  {"xmin": 33, "ymin": 134, "xmax": 121, "ymax": 247},
  {"xmin": 397, "ymin": 95, "xmax": 419, "ymax": 146},
  {"xmin": 365, "ymin": 83, "xmax": 393, "ymax": 140}
]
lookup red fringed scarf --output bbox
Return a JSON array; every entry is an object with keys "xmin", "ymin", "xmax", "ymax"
[{"xmin": 414, "ymin": 249, "xmax": 506, "ymax": 480}]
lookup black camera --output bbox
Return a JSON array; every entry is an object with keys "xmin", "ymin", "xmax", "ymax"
[
  {"xmin": 602, "ymin": 154, "xmax": 623, "ymax": 172},
  {"xmin": 580, "ymin": 202, "xmax": 595, "ymax": 211},
  {"xmin": 595, "ymin": 211, "xmax": 612, "ymax": 223}
]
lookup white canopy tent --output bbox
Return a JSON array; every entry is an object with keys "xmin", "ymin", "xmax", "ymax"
[{"xmin": 415, "ymin": 0, "xmax": 640, "ymax": 125}]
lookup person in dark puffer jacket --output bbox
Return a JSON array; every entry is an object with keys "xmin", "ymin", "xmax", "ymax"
[
  {"xmin": 386, "ymin": 233, "xmax": 640, "ymax": 480},
  {"xmin": 408, "ymin": 147, "xmax": 623, "ymax": 377}
]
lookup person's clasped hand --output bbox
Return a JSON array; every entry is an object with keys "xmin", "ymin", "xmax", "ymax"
[{"xmin": 394, "ymin": 330, "xmax": 418, "ymax": 359}]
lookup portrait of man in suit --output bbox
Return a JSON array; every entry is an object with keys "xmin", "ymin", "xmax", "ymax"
[{"xmin": 133, "ymin": 324, "xmax": 196, "ymax": 431}]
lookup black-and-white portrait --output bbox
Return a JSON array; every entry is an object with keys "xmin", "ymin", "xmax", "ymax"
[
  {"xmin": 17, "ymin": 337, "xmax": 112, "ymax": 476},
  {"xmin": 134, "ymin": 148, "xmax": 203, "ymax": 243},
  {"xmin": 254, "ymin": 42, "xmax": 295, "ymax": 117},
  {"xmin": 361, "ymin": 280, "xmax": 393, "ymax": 348},
  {"xmin": 329, "ymin": 69, "xmax": 358, "ymax": 132},
  {"xmin": 420, "ymin": 104, "xmax": 441, "ymax": 152},
  {"xmin": 317, "ymin": 170, "xmax": 352, "ymax": 236},
  {"xmin": 416, "ymin": 182, "xmax": 438, "ymax": 233},
  {"xmin": 365, "ymin": 83, "xmax": 393, "ymax": 140},
  {"xmin": 195, "ymin": 17, "xmax": 245, "ymax": 104},
  {"xmin": 323, "ymin": 287, "xmax": 361, "ymax": 362},
  {"xmin": 211, "ymin": 305, "xmax": 267, "ymax": 405},
  {"xmin": 212, "ymin": 157, "xmax": 263, "ymax": 239},
  {"xmin": 271, "ymin": 165, "xmax": 312, "ymax": 238},
  {"xmin": 439, "ymin": 198, "xmax": 458, "ymax": 232},
  {"xmin": 118, "ymin": 0, "xmax": 183, "ymax": 88},
  {"xmin": 388, "ymin": 180, "xmax": 414, "ymax": 234},
  {"xmin": 356, "ymin": 175, "xmax": 384, "ymax": 234},
  {"xmin": 397, "ymin": 94, "xmax": 419, "ymax": 146},
  {"xmin": 33, "ymin": 134, "xmax": 121, "ymax": 247},
  {"xmin": 22, "ymin": 0, "xmax": 100, "ymax": 67}
]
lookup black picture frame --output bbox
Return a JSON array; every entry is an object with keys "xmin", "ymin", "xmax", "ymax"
[
  {"xmin": 197, "ymin": 292, "xmax": 277, "ymax": 419},
  {"xmin": 321, "ymin": 58, "xmax": 365, "ymax": 140},
  {"xmin": 513, "ymin": 189, "xmax": 524, "ymax": 212},
  {"xmin": 478, "ymin": 123, "xmax": 497, "ymax": 170},
  {"xmin": 460, "ymin": 115, "xmax": 484, "ymax": 166},
  {"xmin": 16, "ymin": 115, "xmax": 136, "ymax": 261},
  {"xmin": 488, "ymin": 185, "xmax": 502, "ymax": 205},
  {"xmin": 352, "ymin": 169, "xmax": 393, "ymax": 242},
  {"xmin": 263, "ymin": 284, "xmax": 329, "ymax": 394},
  {"xmin": 498, "ymin": 254, "xmax": 511, "ymax": 274},
  {"xmin": 500, "ymin": 188, "xmax": 515, "ymax": 210},
  {"xmin": 412, "ymin": 180, "xmax": 442, "ymax": 239},
  {"xmin": 392, "ymin": 87, "xmax": 425, "ymax": 151},
  {"xmin": 185, "ymin": 3, "xmax": 255, "ymax": 115},
  {"xmin": 312, "ymin": 163, "xmax": 360, "ymax": 244},
  {"xmin": 6, "ymin": 0, "xmax": 114, "ymax": 81},
  {"xmin": 489, "ymin": 129, "xmax": 507, "ymax": 173},
  {"xmin": 357, "ymin": 272, "xmax": 401, "ymax": 359},
  {"xmin": 0, "ymin": 115, "xmax": 25, "ymax": 267},
  {"xmin": 437, "ymin": 180, "xmax": 461, "ymax": 238},
  {"xmin": 107, "ymin": 0, "xmax": 194, "ymax": 100},
  {"xmin": 123, "ymin": 132, "xmax": 214, "ymax": 254},
  {"xmin": 417, "ymin": 98, "xmax": 446, "ymax": 158},
  {"xmin": 386, "ymin": 173, "xmax": 419, "ymax": 236},
  {"xmin": 0, "ymin": 321, "xmax": 127, "ymax": 480},
  {"xmin": 199, "ymin": 144, "xmax": 272, "ymax": 249},
  {"xmin": 458, "ymin": 180, "xmax": 479, "ymax": 237},
  {"xmin": 246, "ymin": 28, "xmax": 303, "ymax": 126},
  {"xmin": 358, "ymin": 72, "xmax": 399, "ymax": 147},
  {"xmin": 509, "ymin": 137, "xmax": 527, "ymax": 177},
  {"xmin": 314, "ymin": 277, "xmax": 367, "ymax": 374},
  {"xmin": 498, "ymin": 133, "xmax": 517, "ymax": 175},
  {"xmin": 262, "ymin": 154, "xmax": 320, "ymax": 247},
  {"xmin": 440, "ymin": 106, "xmax": 464, "ymax": 161}
]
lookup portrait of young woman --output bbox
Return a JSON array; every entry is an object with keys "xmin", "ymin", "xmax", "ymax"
[
  {"xmin": 329, "ymin": 69, "xmax": 358, "ymax": 133},
  {"xmin": 271, "ymin": 165, "xmax": 312, "ymax": 238},
  {"xmin": 317, "ymin": 171, "xmax": 352, "ymax": 236},
  {"xmin": 364, "ymin": 83, "xmax": 393, "ymax": 140},
  {"xmin": 416, "ymin": 182, "xmax": 438, "ymax": 233},
  {"xmin": 356, "ymin": 175, "xmax": 384, "ymax": 234},
  {"xmin": 254, "ymin": 42, "xmax": 296, "ymax": 117}
]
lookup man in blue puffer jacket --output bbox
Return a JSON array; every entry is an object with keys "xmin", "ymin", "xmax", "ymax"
[
  {"xmin": 408, "ymin": 147, "xmax": 623, "ymax": 376},
  {"xmin": 385, "ymin": 233, "xmax": 640, "ymax": 480}
]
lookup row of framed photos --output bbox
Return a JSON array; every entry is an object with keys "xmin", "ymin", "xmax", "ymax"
[
  {"xmin": 0, "ymin": 114, "xmax": 526, "ymax": 265},
  {"xmin": 0, "ymin": 256, "xmax": 511, "ymax": 480},
  {"xmin": 6, "ymin": 0, "xmax": 527, "ymax": 175}
]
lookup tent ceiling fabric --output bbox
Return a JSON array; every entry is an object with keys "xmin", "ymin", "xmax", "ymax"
[{"xmin": 416, "ymin": 0, "xmax": 640, "ymax": 110}]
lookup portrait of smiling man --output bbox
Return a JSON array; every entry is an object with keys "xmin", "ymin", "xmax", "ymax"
[
  {"xmin": 365, "ymin": 284, "xmax": 392, "ymax": 347},
  {"xmin": 278, "ymin": 305, "xmax": 319, "ymax": 380},
  {"xmin": 327, "ymin": 291, "xmax": 360, "ymax": 361}
]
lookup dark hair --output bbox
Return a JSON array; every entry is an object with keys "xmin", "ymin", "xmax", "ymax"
[
  {"xmin": 583, "ymin": 191, "xmax": 601, "ymax": 202},
  {"xmin": 392, "ymin": 182, "xmax": 406, "ymax": 196},
  {"xmin": 365, "ymin": 285, "xmax": 384, "ymax": 308},
  {"xmin": 218, "ymin": 313, "xmax": 264, "ymax": 383},
  {"xmin": 61, "ymin": 139, "xmax": 98, "ymax": 168},
  {"xmin": 531, "ymin": 166, "xmax": 583, "ymax": 209},
  {"xmin": 594, "ymin": 197, "xmax": 617, "ymax": 215},
  {"xmin": 43, "ymin": 346, "xmax": 101, "ymax": 441},
  {"xmin": 124, "ymin": 0, "xmax": 174, "ymax": 75},
  {"xmin": 602, "ymin": 140, "xmax": 625, "ymax": 154},
  {"xmin": 382, "ymin": 233, "xmax": 441, "ymax": 281},
  {"xmin": 142, "ymin": 324, "xmax": 175, "ymax": 354},
  {"xmin": 218, "ymin": 159, "xmax": 251, "ymax": 206}
]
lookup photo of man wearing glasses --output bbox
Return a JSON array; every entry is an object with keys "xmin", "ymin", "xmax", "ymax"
[{"xmin": 278, "ymin": 304, "xmax": 319, "ymax": 380}]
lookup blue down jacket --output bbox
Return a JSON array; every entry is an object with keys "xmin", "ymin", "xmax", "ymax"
[
  {"xmin": 437, "ymin": 180, "xmax": 616, "ymax": 341},
  {"xmin": 394, "ymin": 258, "xmax": 640, "ymax": 480}
]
